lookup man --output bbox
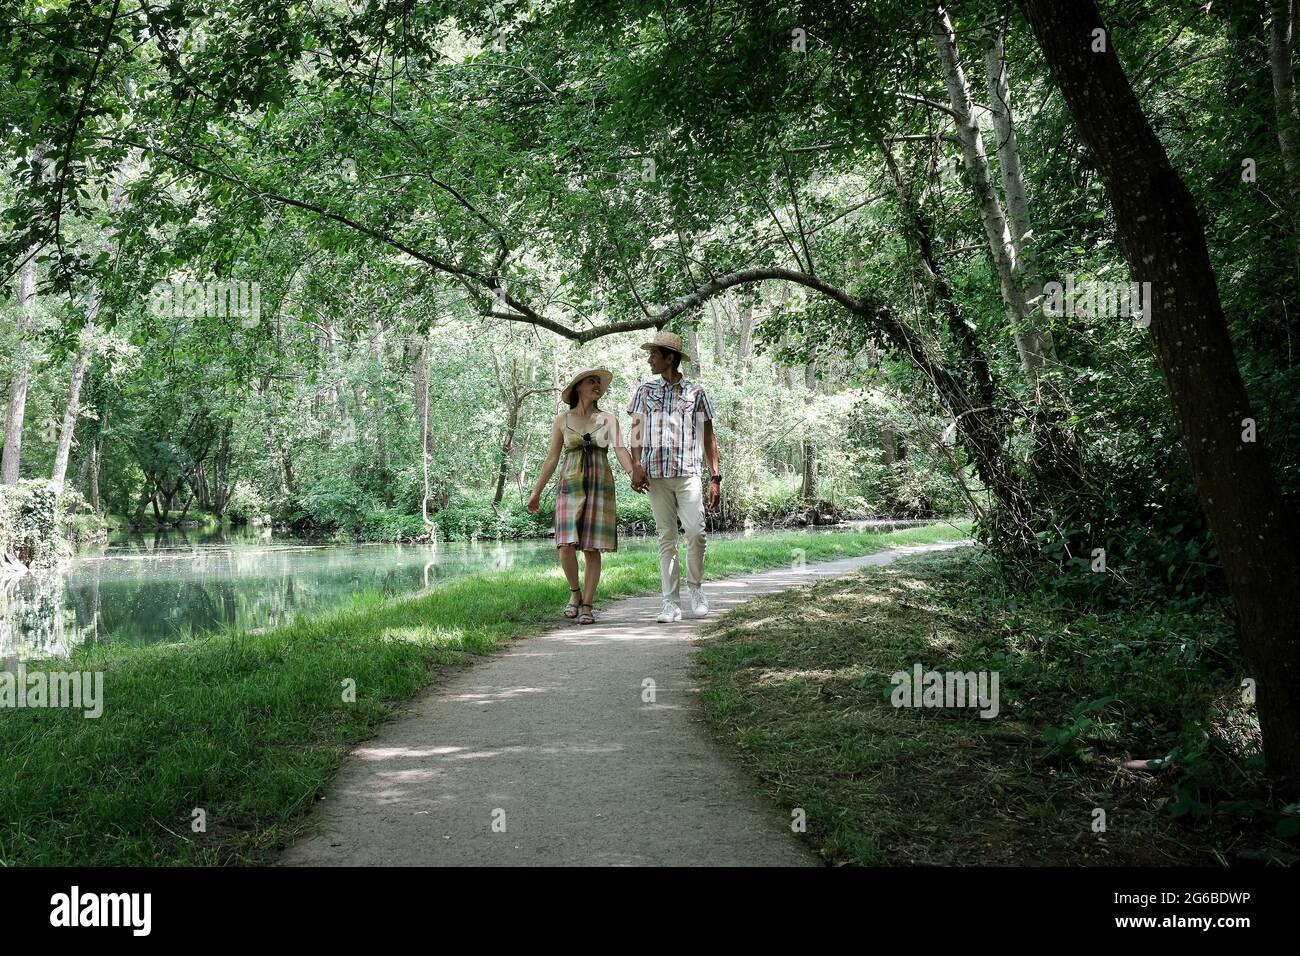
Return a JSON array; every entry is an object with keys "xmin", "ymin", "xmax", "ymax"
[{"xmin": 628, "ymin": 331, "xmax": 722, "ymax": 623}]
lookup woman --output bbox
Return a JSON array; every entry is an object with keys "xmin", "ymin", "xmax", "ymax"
[{"xmin": 526, "ymin": 368, "xmax": 639, "ymax": 624}]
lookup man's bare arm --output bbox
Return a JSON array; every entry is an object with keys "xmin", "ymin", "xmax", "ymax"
[{"xmin": 702, "ymin": 419, "xmax": 721, "ymax": 476}]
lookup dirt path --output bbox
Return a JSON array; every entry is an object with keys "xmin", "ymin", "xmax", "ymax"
[{"xmin": 280, "ymin": 542, "xmax": 964, "ymax": 867}]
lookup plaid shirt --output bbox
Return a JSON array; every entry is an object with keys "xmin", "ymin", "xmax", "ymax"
[{"xmin": 627, "ymin": 376, "xmax": 716, "ymax": 478}]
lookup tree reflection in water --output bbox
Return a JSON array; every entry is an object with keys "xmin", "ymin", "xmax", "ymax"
[{"xmin": 2, "ymin": 525, "xmax": 564, "ymax": 660}]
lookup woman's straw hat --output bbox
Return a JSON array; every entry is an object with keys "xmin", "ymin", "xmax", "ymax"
[
  {"xmin": 640, "ymin": 330, "xmax": 694, "ymax": 364},
  {"xmin": 561, "ymin": 367, "xmax": 614, "ymax": 404}
]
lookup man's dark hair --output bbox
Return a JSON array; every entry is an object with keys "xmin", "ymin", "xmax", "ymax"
[{"xmin": 657, "ymin": 347, "xmax": 682, "ymax": 372}]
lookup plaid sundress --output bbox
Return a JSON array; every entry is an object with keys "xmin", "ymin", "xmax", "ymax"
[{"xmin": 554, "ymin": 417, "xmax": 618, "ymax": 552}]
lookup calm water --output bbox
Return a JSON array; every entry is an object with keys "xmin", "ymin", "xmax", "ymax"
[{"xmin": 0, "ymin": 519, "xmax": 936, "ymax": 661}]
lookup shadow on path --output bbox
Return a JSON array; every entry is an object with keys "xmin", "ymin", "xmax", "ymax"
[{"xmin": 279, "ymin": 542, "xmax": 966, "ymax": 866}]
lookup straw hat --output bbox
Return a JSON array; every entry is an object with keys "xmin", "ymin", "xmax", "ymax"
[
  {"xmin": 640, "ymin": 330, "xmax": 694, "ymax": 365},
  {"xmin": 561, "ymin": 367, "xmax": 614, "ymax": 405}
]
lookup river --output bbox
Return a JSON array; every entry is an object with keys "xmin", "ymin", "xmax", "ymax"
[{"xmin": 0, "ymin": 519, "xmax": 937, "ymax": 661}]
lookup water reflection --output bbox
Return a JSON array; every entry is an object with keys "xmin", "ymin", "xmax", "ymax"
[
  {"xmin": 0, "ymin": 519, "xmax": 938, "ymax": 661},
  {"xmin": 1, "ymin": 524, "xmax": 615, "ymax": 661}
]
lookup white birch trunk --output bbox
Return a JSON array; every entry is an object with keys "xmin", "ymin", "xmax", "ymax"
[
  {"xmin": 984, "ymin": 27, "xmax": 1057, "ymax": 367},
  {"xmin": 932, "ymin": 8, "xmax": 1049, "ymax": 382},
  {"xmin": 3, "ymin": 146, "xmax": 48, "ymax": 486}
]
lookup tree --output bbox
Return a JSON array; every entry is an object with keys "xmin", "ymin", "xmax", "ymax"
[
  {"xmin": 3, "ymin": 147, "xmax": 46, "ymax": 485},
  {"xmin": 51, "ymin": 150, "xmax": 137, "ymax": 493},
  {"xmin": 1019, "ymin": 0, "xmax": 1300, "ymax": 789},
  {"xmin": 933, "ymin": 7, "xmax": 1056, "ymax": 383}
]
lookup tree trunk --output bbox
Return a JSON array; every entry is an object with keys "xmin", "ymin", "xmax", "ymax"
[
  {"xmin": 192, "ymin": 461, "xmax": 211, "ymax": 512},
  {"xmin": 175, "ymin": 486, "xmax": 194, "ymax": 524},
  {"xmin": 414, "ymin": 335, "xmax": 437, "ymax": 536},
  {"xmin": 736, "ymin": 304, "xmax": 755, "ymax": 383},
  {"xmin": 88, "ymin": 436, "xmax": 101, "ymax": 510},
  {"xmin": 281, "ymin": 448, "xmax": 297, "ymax": 498},
  {"xmin": 779, "ymin": 333, "xmax": 797, "ymax": 389},
  {"xmin": 492, "ymin": 404, "xmax": 520, "ymax": 508},
  {"xmin": 710, "ymin": 300, "xmax": 726, "ymax": 366},
  {"xmin": 75, "ymin": 436, "xmax": 93, "ymax": 493},
  {"xmin": 213, "ymin": 424, "xmax": 232, "ymax": 516},
  {"xmin": 933, "ymin": 8, "xmax": 1052, "ymax": 382},
  {"xmin": 800, "ymin": 362, "xmax": 819, "ymax": 503},
  {"xmin": 984, "ymin": 26, "xmax": 1057, "ymax": 366},
  {"xmin": 1273, "ymin": 0, "xmax": 1299, "ymax": 175},
  {"xmin": 882, "ymin": 427, "xmax": 898, "ymax": 465},
  {"xmin": 131, "ymin": 484, "xmax": 150, "ymax": 527},
  {"xmin": 1271, "ymin": 0, "xmax": 1300, "ymax": 281},
  {"xmin": 51, "ymin": 150, "xmax": 135, "ymax": 493},
  {"xmin": 2, "ymin": 147, "xmax": 46, "ymax": 486},
  {"xmin": 1019, "ymin": 0, "xmax": 1300, "ymax": 790},
  {"xmin": 50, "ymin": 315, "xmax": 95, "ymax": 494},
  {"xmin": 880, "ymin": 140, "xmax": 998, "ymax": 408},
  {"xmin": 372, "ymin": 316, "xmax": 389, "ymax": 475}
]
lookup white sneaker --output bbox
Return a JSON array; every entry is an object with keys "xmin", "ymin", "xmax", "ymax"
[
  {"xmin": 656, "ymin": 600, "xmax": 682, "ymax": 623},
  {"xmin": 688, "ymin": 587, "xmax": 709, "ymax": 617}
]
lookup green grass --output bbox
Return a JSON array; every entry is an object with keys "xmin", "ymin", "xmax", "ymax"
[
  {"xmin": 0, "ymin": 521, "xmax": 969, "ymax": 866},
  {"xmin": 695, "ymin": 548, "xmax": 1299, "ymax": 867}
]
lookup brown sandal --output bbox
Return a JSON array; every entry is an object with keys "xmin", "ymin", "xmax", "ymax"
[
  {"xmin": 564, "ymin": 587, "xmax": 581, "ymax": 619},
  {"xmin": 579, "ymin": 603, "xmax": 595, "ymax": 625}
]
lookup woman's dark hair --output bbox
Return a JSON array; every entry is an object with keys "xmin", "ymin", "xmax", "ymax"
[{"xmin": 567, "ymin": 375, "xmax": 604, "ymax": 410}]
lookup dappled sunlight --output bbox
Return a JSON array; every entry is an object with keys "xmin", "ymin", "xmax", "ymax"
[
  {"xmin": 924, "ymin": 631, "xmax": 961, "ymax": 655},
  {"xmin": 755, "ymin": 666, "xmax": 867, "ymax": 688},
  {"xmin": 359, "ymin": 741, "xmax": 627, "ymax": 763},
  {"xmin": 379, "ymin": 626, "xmax": 465, "ymax": 645},
  {"xmin": 731, "ymin": 614, "xmax": 794, "ymax": 633},
  {"xmin": 443, "ymin": 686, "xmax": 550, "ymax": 704}
]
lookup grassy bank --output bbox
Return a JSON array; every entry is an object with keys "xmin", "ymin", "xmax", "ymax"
[
  {"xmin": 696, "ymin": 548, "xmax": 1299, "ymax": 866},
  {"xmin": 0, "ymin": 521, "xmax": 969, "ymax": 866}
]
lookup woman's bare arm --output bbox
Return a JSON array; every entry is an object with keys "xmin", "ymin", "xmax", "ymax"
[{"xmin": 528, "ymin": 415, "xmax": 566, "ymax": 503}]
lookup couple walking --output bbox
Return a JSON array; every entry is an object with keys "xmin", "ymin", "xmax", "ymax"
[{"xmin": 526, "ymin": 332, "xmax": 722, "ymax": 626}]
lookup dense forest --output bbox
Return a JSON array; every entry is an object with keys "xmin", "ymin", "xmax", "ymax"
[{"xmin": 3, "ymin": 0, "xmax": 1300, "ymax": 824}]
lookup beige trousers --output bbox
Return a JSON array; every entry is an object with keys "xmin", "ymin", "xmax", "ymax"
[{"xmin": 646, "ymin": 474, "xmax": 707, "ymax": 603}]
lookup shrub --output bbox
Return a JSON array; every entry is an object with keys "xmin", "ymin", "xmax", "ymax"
[
  {"xmin": 58, "ymin": 489, "xmax": 106, "ymax": 544},
  {"xmin": 431, "ymin": 496, "xmax": 552, "ymax": 541},
  {"xmin": 0, "ymin": 479, "xmax": 65, "ymax": 569},
  {"xmin": 359, "ymin": 508, "xmax": 429, "ymax": 542},
  {"xmin": 226, "ymin": 481, "xmax": 269, "ymax": 523}
]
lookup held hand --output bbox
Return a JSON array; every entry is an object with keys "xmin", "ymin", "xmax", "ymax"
[
  {"xmin": 707, "ymin": 480, "xmax": 720, "ymax": 509},
  {"xmin": 631, "ymin": 463, "xmax": 648, "ymax": 493}
]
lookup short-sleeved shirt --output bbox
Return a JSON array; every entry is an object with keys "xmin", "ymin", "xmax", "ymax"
[{"xmin": 627, "ymin": 375, "xmax": 716, "ymax": 478}]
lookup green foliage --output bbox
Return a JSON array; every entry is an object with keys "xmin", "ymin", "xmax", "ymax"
[
  {"xmin": 224, "ymin": 481, "xmax": 268, "ymax": 523},
  {"xmin": 697, "ymin": 548, "xmax": 1293, "ymax": 865},
  {"xmin": 431, "ymin": 496, "xmax": 552, "ymax": 542},
  {"xmin": 358, "ymin": 508, "xmax": 428, "ymax": 542},
  {"xmin": 0, "ymin": 479, "xmax": 64, "ymax": 568}
]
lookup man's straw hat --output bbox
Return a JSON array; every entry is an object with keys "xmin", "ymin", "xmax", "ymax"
[
  {"xmin": 640, "ymin": 330, "xmax": 694, "ymax": 365},
  {"xmin": 561, "ymin": 367, "xmax": 614, "ymax": 405}
]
